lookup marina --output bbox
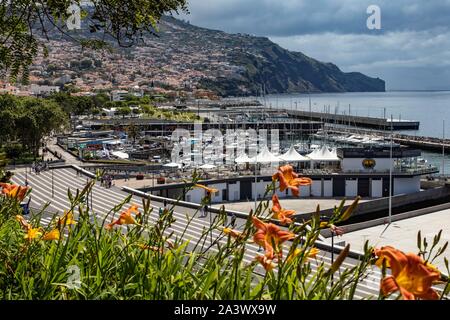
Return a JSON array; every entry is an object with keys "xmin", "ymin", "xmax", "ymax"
[
  {"xmin": 314, "ymin": 127, "xmax": 450, "ymax": 152},
  {"xmin": 286, "ymin": 109, "xmax": 420, "ymax": 130}
]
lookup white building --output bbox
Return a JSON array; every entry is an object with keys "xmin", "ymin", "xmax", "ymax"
[
  {"xmin": 148, "ymin": 147, "xmax": 438, "ymax": 203},
  {"xmin": 111, "ymin": 87, "xmax": 144, "ymax": 102},
  {"xmin": 30, "ymin": 84, "xmax": 60, "ymax": 96}
]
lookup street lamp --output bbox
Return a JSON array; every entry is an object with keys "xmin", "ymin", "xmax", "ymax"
[
  {"xmin": 443, "ymin": 120, "xmax": 446, "ymax": 178},
  {"xmin": 51, "ymin": 168, "xmax": 54, "ymax": 198},
  {"xmin": 388, "ymin": 114, "xmax": 393, "ymax": 225},
  {"xmin": 321, "ymin": 215, "xmax": 335, "ymax": 283}
]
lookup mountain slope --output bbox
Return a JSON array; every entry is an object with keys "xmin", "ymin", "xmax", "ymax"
[
  {"xmin": 35, "ymin": 15, "xmax": 385, "ymax": 96},
  {"xmin": 159, "ymin": 17, "xmax": 385, "ymax": 95}
]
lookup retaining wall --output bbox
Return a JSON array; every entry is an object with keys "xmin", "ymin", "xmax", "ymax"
[{"xmin": 297, "ymin": 186, "xmax": 450, "ymax": 221}]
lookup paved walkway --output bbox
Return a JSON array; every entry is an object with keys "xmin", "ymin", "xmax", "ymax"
[
  {"xmin": 45, "ymin": 137, "xmax": 83, "ymax": 165},
  {"xmin": 339, "ymin": 209, "xmax": 450, "ymax": 271},
  {"xmin": 214, "ymin": 198, "xmax": 366, "ymax": 215}
]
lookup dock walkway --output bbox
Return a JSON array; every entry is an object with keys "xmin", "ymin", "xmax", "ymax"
[{"xmin": 286, "ymin": 109, "xmax": 420, "ymax": 130}]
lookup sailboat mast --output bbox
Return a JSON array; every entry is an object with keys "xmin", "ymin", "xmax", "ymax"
[
  {"xmin": 443, "ymin": 120, "xmax": 446, "ymax": 177},
  {"xmin": 389, "ymin": 114, "xmax": 393, "ymax": 224}
]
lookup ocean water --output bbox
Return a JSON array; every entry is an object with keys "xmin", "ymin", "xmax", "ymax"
[
  {"xmin": 262, "ymin": 91, "xmax": 450, "ymax": 138},
  {"xmin": 262, "ymin": 91, "xmax": 450, "ymax": 174}
]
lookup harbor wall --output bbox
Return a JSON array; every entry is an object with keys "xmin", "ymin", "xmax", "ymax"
[
  {"xmin": 298, "ymin": 185, "xmax": 450, "ymax": 221},
  {"xmin": 321, "ymin": 200, "xmax": 450, "ymax": 237}
]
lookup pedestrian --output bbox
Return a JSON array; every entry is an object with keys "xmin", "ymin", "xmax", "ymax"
[
  {"xmin": 199, "ymin": 206, "xmax": 205, "ymax": 218},
  {"xmin": 231, "ymin": 214, "xmax": 237, "ymax": 228}
]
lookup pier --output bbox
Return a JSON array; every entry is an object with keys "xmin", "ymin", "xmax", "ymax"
[
  {"xmin": 285, "ymin": 109, "xmax": 420, "ymax": 130},
  {"xmin": 82, "ymin": 119, "xmax": 323, "ymax": 139},
  {"xmin": 324, "ymin": 126, "xmax": 450, "ymax": 152}
]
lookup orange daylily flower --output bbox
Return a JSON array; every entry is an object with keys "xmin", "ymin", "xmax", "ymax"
[
  {"xmin": 272, "ymin": 165, "xmax": 312, "ymax": 197},
  {"xmin": 252, "ymin": 216, "xmax": 296, "ymax": 259},
  {"xmin": 320, "ymin": 222, "xmax": 345, "ymax": 236},
  {"xmin": 0, "ymin": 183, "xmax": 29, "ymax": 202},
  {"xmin": 42, "ymin": 229, "xmax": 61, "ymax": 241},
  {"xmin": 375, "ymin": 246, "xmax": 441, "ymax": 300},
  {"xmin": 15, "ymin": 215, "xmax": 31, "ymax": 231},
  {"xmin": 271, "ymin": 194, "xmax": 296, "ymax": 225},
  {"xmin": 139, "ymin": 244, "xmax": 164, "ymax": 254},
  {"xmin": 194, "ymin": 184, "xmax": 219, "ymax": 197},
  {"xmin": 223, "ymin": 227, "xmax": 246, "ymax": 241},
  {"xmin": 286, "ymin": 247, "xmax": 321, "ymax": 264},
  {"xmin": 308, "ymin": 247, "xmax": 320, "ymax": 259},
  {"xmin": 24, "ymin": 227, "xmax": 43, "ymax": 241},
  {"xmin": 255, "ymin": 254, "xmax": 276, "ymax": 272},
  {"xmin": 330, "ymin": 224, "xmax": 345, "ymax": 236},
  {"xmin": 58, "ymin": 210, "xmax": 77, "ymax": 228},
  {"xmin": 106, "ymin": 205, "xmax": 140, "ymax": 230},
  {"xmin": 166, "ymin": 239, "xmax": 176, "ymax": 249}
]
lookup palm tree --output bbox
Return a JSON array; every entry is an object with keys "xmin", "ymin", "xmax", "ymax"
[{"xmin": 126, "ymin": 123, "xmax": 140, "ymax": 145}]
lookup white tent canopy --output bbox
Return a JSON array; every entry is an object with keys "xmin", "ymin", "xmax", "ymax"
[
  {"xmin": 307, "ymin": 146, "xmax": 340, "ymax": 161},
  {"xmin": 248, "ymin": 146, "xmax": 281, "ymax": 164},
  {"xmin": 111, "ymin": 151, "xmax": 129, "ymax": 159},
  {"xmin": 198, "ymin": 163, "xmax": 217, "ymax": 169},
  {"xmin": 163, "ymin": 162, "xmax": 182, "ymax": 168},
  {"xmin": 280, "ymin": 145, "xmax": 310, "ymax": 162},
  {"xmin": 235, "ymin": 153, "xmax": 251, "ymax": 164}
]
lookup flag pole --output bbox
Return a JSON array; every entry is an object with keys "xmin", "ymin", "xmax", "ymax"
[{"xmin": 389, "ymin": 114, "xmax": 393, "ymax": 225}]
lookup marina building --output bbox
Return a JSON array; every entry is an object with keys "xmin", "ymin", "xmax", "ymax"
[{"xmin": 146, "ymin": 146, "xmax": 438, "ymax": 203}]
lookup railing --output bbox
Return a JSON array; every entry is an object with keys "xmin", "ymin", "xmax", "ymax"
[{"xmin": 302, "ymin": 166, "xmax": 439, "ymax": 176}]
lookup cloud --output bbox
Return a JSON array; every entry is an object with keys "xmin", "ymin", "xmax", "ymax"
[
  {"xmin": 183, "ymin": 0, "xmax": 450, "ymax": 36},
  {"xmin": 179, "ymin": 0, "xmax": 450, "ymax": 89},
  {"xmin": 270, "ymin": 29, "xmax": 450, "ymax": 90}
]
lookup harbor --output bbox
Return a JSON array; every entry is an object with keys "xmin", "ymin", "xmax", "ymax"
[
  {"xmin": 314, "ymin": 126, "xmax": 450, "ymax": 153},
  {"xmin": 286, "ymin": 109, "xmax": 420, "ymax": 130}
]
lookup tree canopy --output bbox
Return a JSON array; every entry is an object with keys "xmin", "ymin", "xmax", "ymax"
[
  {"xmin": 0, "ymin": 95, "xmax": 67, "ymax": 156},
  {"xmin": 0, "ymin": 0, "xmax": 188, "ymax": 83}
]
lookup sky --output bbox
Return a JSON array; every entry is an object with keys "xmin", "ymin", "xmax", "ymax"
[{"xmin": 179, "ymin": 0, "xmax": 450, "ymax": 90}]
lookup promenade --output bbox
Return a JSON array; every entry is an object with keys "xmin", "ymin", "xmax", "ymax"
[{"xmin": 340, "ymin": 209, "xmax": 450, "ymax": 271}]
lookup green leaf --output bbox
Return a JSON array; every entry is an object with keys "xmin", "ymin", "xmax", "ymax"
[
  {"xmin": 339, "ymin": 196, "xmax": 360, "ymax": 222},
  {"xmin": 327, "ymin": 244, "xmax": 350, "ymax": 276}
]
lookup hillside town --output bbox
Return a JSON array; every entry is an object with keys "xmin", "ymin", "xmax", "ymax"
[{"xmin": 0, "ymin": 17, "xmax": 253, "ymax": 99}]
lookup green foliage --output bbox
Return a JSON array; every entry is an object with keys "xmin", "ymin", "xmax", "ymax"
[
  {"xmin": 117, "ymin": 106, "xmax": 132, "ymax": 118},
  {"xmin": 50, "ymin": 92, "xmax": 109, "ymax": 116},
  {"xmin": 79, "ymin": 59, "xmax": 93, "ymax": 70},
  {"xmin": 4, "ymin": 144, "xmax": 23, "ymax": 159},
  {"xmin": 0, "ymin": 94, "xmax": 68, "ymax": 156},
  {"xmin": 126, "ymin": 123, "xmax": 140, "ymax": 143},
  {"xmin": 0, "ymin": 175, "xmax": 448, "ymax": 300}
]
